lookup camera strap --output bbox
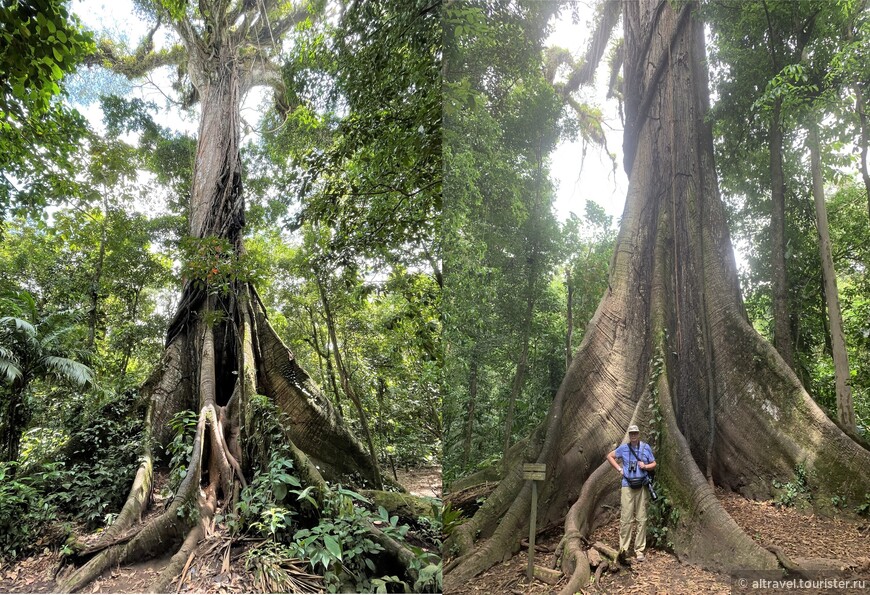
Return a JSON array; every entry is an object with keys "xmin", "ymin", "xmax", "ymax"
[{"xmin": 627, "ymin": 442, "xmax": 643, "ymax": 465}]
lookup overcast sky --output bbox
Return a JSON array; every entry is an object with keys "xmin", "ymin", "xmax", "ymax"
[{"xmin": 547, "ymin": 1, "xmax": 628, "ymax": 226}]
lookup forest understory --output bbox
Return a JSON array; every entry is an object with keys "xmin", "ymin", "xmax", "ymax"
[
  {"xmin": 445, "ymin": 489, "xmax": 870, "ymax": 595},
  {"xmin": 0, "ymin": 467, "xmax": 442, "ymax": 594}
]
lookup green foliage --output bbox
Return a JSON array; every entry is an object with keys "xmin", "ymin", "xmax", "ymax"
[
  {"xmin": 0, "ymin": 0, "xmax": 94, "ymax": 215},
  {"xmin": 50, "ymin": 391, "xmax": 143, "ymax": 528},
  {"xmin": 857, "ymin": 493, "xmax": 870, "ymax": 517},
  {"xmin": 773, "ymin": 463, "xmax": 812, "ymax": 508},
  {"xmin": 228, "ymin": 452, "xmax": 439, "ymax": 593},
  {"xmin": 440, "ymin": 502, "xmax": 466, "ymax": 539},
  {"xmin": 0, "ymin": 461, "xmax": 64, "ymax": 560},
  {"xmin": 0, "ymin": 0, "xmax": 93, "ymax": 115},
  {"xmin": 647, "ymin": 488, "xmax": 680, "ymax": 551},
  {"xmin": 269, "ymin": 0, "xmax": 441, "ymax": 265},
  {"xmin": 166, "ymin": 409, "xmax": 197, "ymax": 493},
  {"xmin": 242, "ymin": 393, "xmax": 291, "ymax": 474},
  {"xmin": 180, "ymin": 236, "xmax": 262, "ymax": 295},
  {"xmin": 231, "ymin": 451, "xmax": 308, "ymax": 537},
  {"xmin": 0, "ymin": 287, "xmax": 93, "ymax": 461}
]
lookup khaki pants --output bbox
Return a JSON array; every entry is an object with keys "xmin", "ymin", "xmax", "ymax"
[{"xmin": 619, "ymin": 485, "xmax": 648, "ymax": 555}]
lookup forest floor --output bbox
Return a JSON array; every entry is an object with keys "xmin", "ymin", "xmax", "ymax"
[
  {"xmin": 0, "ymin": 466, "xmax": 442, "ymax": 594},
  {"xmin": 449, "ymin": 489, "xmax": 870, "ymax": 595}
]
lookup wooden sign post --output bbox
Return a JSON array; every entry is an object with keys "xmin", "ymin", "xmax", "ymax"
[{"xmin": 522, "ymin": 463, "xmax": 546, "ymax": 580}]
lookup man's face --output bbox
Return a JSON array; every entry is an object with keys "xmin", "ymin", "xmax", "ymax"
[{"xmin": 629, "ymin": 431, "xmax": 640, "ymax": 443}]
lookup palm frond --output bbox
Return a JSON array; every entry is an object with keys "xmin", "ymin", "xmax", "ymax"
[
  {"xmin": 41, "ymin": 356, "xmax": 94, "ymax": 387},
  {"xmin": 40, "ymin": 323, "xmax": 80, "ymax": 349},
  {"xmin": 0, "ymin": 316, "xmax": 37, "ymax": 337},
  {"xmin": 0, "ymin": 358, "xmax": 23, "ymax": 384}
]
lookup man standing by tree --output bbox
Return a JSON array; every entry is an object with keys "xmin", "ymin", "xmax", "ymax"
[{"xmin": 607, "ymin": 424, "xmax": 656, "ymax": 563}]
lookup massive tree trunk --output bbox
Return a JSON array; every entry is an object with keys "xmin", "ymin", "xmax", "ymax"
[
  {"xmin": 808, "ymin": 120, "xmax": 856, "ymax": 434},
  {"xmin": 444, "ymin": 1, "xmax": 870, "ymax": 591},
  {"xmin": 59, "ymin": 14, "xmax": 385, "ymax": 594}
]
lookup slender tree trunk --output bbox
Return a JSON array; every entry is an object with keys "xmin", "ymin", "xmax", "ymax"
[
  {"xmin": 118, "ymin": 286, "xmax": 142, "ymax": 381},
  {"xmin": 855, "ymin": 84, "xmax": 870, "ymax": 220},
  {"xmin": 462, "ymin": 355, "xmax": 478, "ymax": 471},
  {"xmin": 769, "ymin": 99, "xmax": 794, "ymax": 369},
  {"xmin": 808, "ymin": 121, "xmax": 857, "ymax": 434},
  {"xmin": 307, "ymin": 305, "xmax": 343, "ymax": 415},
  {"xmin": 315, "ymin": 274, "xmax": 383, "ymax": 489},
  {"xmin": 566, "ymin": 269, "xmax": 573, "ymax": 370},
  {"xmin": 87, "ymin": 198, "xmax": 108, "ymax": 351},
  {"xmin": 501, "ymin": 282, "xmax": 535, "ymax": 475}
]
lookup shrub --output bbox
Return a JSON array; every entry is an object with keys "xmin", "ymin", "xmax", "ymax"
[
  {"xmin": 773, "ymin": 463, "xmax": 812, "ymax": 508},
  {"xmin": 51, "ymin": 391, "xmax": 144, "ymax": 528},
  {"xmin": 0, "ymin": 461, "xmax": 63, "ymax": 560}
]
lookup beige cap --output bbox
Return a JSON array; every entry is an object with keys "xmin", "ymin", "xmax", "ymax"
[{"xmin": 627, "ymin": 424, "xmax": 640, "ymax": 433}]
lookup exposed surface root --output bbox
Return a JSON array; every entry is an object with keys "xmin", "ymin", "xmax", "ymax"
[{"xmin": 556, "ymin": 461, "xmax": 614, "ymax": 595}]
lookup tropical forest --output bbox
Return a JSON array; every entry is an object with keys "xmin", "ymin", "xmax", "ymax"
[
  {"xmin": 2, "ymin": 0, "xmax": 870, "ymax": 594},
  {"xmin": 1, "ymin": 0, "xmax": 440, "ymax": 593}
]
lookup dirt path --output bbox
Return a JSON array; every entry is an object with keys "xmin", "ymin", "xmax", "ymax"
[
  {"xmin": 448, "ymin": 490, "xmax": 870, "ymax": 594},
  {"xmin": 396, "ymin": 465, "xmax": 442, "ymax": 498}
]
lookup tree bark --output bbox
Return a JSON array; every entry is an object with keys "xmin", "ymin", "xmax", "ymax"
[
  {"xmin": 808, "ymin": 120, "xmax": 856, "ymax": 434},
  {"xmin": 444, "ymin": 1, "xmax": 870, "ymax": 590}
]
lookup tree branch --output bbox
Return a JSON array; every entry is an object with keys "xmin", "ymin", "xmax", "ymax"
[
  {"xmin": 561, "ymin": 0, "xmax": 621, "ymax": 97},
  {"xmin": 251, "ymin": 5, "xmax": 309, "ymax": 46},
  {"xmin": 82, "ymin": 40, "xmax": 187, "ymax": 79},
  {"xmin": 242, "ymin": 56, "xmax": 286, "ymax": 96}
]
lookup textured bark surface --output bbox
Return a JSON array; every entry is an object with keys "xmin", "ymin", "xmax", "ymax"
[{"xmin": 444, "ymin": 1, "xmax": 870, "ymax": 590}]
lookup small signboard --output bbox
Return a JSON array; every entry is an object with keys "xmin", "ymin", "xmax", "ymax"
[
  {"xmin": 522, "ymin": 463, "xmax": 546, "ymax": 481},
  {"xmin": 523, "ymin": 463, "xmax": 546, "ymax": 580}
]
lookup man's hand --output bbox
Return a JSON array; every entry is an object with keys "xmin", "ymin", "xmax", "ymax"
[{"xmin": 638, "ymin": 461, "xmax": 646, "ymax": 470}]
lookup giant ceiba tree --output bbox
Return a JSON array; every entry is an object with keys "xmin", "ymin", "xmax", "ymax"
[
  {"xmin": 444, "ymin": 1, "xmax": 870, "ymax": 592},
  {"xmin": 58, "ymin": 0, "xmax": 408, "ymax": 592}
]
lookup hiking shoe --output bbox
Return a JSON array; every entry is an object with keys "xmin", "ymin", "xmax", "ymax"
[
  {"xmin": 617, "ymin": 551, "xmax": 629, "ymax": 565},
  {"xmin": 635, "ymin": 552, "xmax": 645, "ymax": 562}
]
